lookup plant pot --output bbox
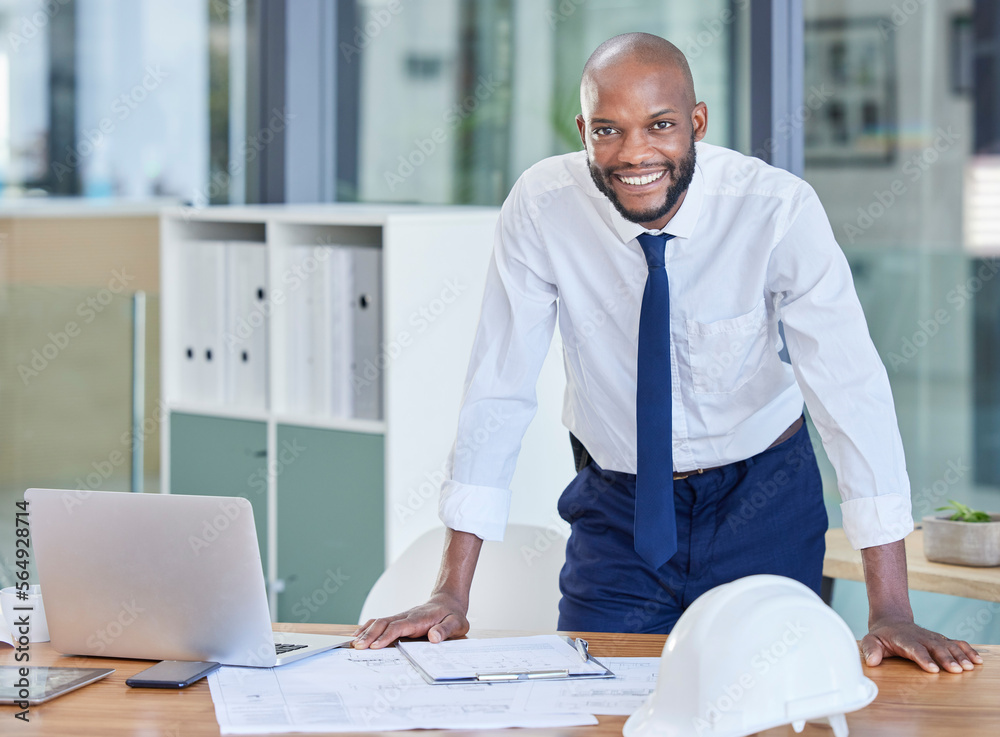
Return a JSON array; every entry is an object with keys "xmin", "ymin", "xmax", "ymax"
[{"xmin": 922, "ymin": 514, "xmax": 1000, "ymax": 567}]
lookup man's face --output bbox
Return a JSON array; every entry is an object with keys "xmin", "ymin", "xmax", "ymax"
[{"xmin": 577, "ymin": 59, "xmax": 708, "ymax": 230}]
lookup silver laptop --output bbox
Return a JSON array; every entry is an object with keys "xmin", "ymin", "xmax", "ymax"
[{"xmin": 26, "ymin": 489, "xmax": 354, "ymax": 666}]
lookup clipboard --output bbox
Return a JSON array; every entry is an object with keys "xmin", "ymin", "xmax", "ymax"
[{"xmin": 395, "ymin": 634, "xmax": 615, "ymax": 684}]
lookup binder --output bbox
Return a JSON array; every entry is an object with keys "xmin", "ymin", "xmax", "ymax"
[
  {"xmin": 224, "ymin": 243, "xmax": 268, "ymax": 410},
  {"xmin": 180, "ymin": 240, "xmax": 226, "ymax": 405},
  {"xmin": 282, "ymin": 243, "xmax": 382, "ymax": 420},
  {"xmin": 284, "ymin": 245, "xmax": 326, "ymax": 416},
  {"xmin": 325, "ymin": 247, "xmax": 351, "ymax": 418},
  {"xmin": 346, "ymin": 246, "xmax": 382, "ymax": 420},
  {"xmin": 395, "ymin": 635, "xmax": 614, "ymax": 685}
]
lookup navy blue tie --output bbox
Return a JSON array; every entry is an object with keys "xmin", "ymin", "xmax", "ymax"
[{"xmin": 635, "ymin": 232, "xmax": 677, "ymax": 570}]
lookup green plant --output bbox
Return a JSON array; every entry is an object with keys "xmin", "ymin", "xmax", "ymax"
[{"xmin": 936, "ymin": 499, "xmax": 992, "ymax": 523}]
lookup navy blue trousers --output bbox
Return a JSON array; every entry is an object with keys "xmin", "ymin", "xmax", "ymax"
[{"xmin": 557, "ymin": 420, "xmax": 827, "ymax": 634}]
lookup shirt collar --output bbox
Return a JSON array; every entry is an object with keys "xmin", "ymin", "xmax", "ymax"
[{"xmin": 608, "ymin": 160, "xmax": 705, "ymax": 243}]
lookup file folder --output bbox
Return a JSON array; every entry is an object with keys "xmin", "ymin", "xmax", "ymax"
[
  {"xmin": 395, "ymin": 635, "xmax": 614, "ymax": 685},
  {"xmin": 284, "ymin": 245, "xmax": 327, "ymax": 416},
  {"xmin": 282, "ymin": 243, "xmax": 382, "ymax": 420},
  {"xmin": 347, "ymin": 246, "xmax": 382, "ymax": 420},
  {"xmin": 225, "ymin": 243, "xmax": 268, "ymax": 410},
  {"xmin": 321, "ymin": 247, "xmax": 349, "ymax": 418},
  {"xmin": 180, "ymin": 240, "xmax": 226, "ymax": 405}
]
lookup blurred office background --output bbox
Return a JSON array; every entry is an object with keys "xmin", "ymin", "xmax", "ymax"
[{"xmin": 2, "ymin": 0, "xmax": 1000, "ymax": 642}]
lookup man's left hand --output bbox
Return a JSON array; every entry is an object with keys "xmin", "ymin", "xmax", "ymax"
[{"xmin": 861, "ymin": 618, "xmax": 983, "ymax": 673}]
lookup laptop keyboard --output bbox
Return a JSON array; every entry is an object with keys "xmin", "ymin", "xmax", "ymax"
[{"xmin": 275, "ymin": 643, "xmax": 309, "ymax": 655}]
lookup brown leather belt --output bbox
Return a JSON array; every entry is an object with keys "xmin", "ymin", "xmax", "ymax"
[{"xmin": 672, "ymin": 415, "xmax": 805, "ymax": 480}]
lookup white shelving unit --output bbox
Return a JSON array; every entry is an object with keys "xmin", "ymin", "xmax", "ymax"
[{"xmin": 160, "ymin": 204, "xmax": 573, "ymax": 622}]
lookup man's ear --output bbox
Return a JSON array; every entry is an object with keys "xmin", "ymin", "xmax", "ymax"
[
  {"xmin": 576, "ymin": 114, "xmax": 587, "ymax": 148},
  {"xmin": 692, "ymin": 102, "xmax": 708, "ymax": 142}
]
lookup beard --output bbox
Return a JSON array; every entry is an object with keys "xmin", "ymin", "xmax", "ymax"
[{"xmin": 587, "ymin": 134, "xmax": 697, "ymax": 225}]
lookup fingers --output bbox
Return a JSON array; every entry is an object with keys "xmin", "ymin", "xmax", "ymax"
[
  {"xmin": 352, "ymin": 618, "xmax": 386, "ymax": 649},
  {"xmin": 353, "ymin": 614, "xmax": 412, "ymax": 649},
  {"xmin": 924, "ymin": 640, "xmax": 966, "ymax": 674},
  {"xmin": 954, "ymin": 639, "xmax": 983, "ymax": 665},
  {"xmin": 860, "ymin": 634, "xmax": 884, "ymax": 667},
  {"xmin": 354, "ymin": 616, "xmax": 418, "ymax": 649},
  {"xmin": 866, "ymin": 630, "xmax": 940, "ymax": 673},
  {"xmin": 353, "ymin": 607, "xmax": 465, "ymax": 650},
  {"xmin": 868, "ymin": 621, "xmax": 984, "ymax": 674},
  {"xmin": 428, "ymin": 613, "xmax": 469, "ymax": 644},
  {"xmin": 903, "ymin": 641, "xmax": 941, "ymax": 674},
  {"xmin": 948, "ymin": 642, "xmax": 975, "ymax": 671},
  {"xmin": 890, "ymin": 635, "xmax": 971, "ymax": 674},
  {"xmin": 931, "ymin": 640, "xmax": 978, "ymax": 672}
]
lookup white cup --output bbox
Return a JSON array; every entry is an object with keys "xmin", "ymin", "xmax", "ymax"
[{"xmin": 1, "ymin": 585, "xmax": 50, "ymax": 643}]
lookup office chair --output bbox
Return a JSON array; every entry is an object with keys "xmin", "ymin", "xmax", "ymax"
[{"xmin": 358, "ymin": 524, "xmax": 567, "ymax": 631}]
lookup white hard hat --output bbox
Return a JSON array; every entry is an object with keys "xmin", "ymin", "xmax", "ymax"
[{"xmin": 623, "ymin": 574, "xmax": 877, "ymax": 737}]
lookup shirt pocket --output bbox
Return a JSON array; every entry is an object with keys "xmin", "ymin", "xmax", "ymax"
[{"xmin": 686, "ymin": 300, "xmax": 769, "ymax": 394}]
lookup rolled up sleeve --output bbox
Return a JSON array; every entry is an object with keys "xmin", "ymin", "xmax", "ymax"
[
  {"xmin": 439, "ymin": 176, "xmax": 558, "ymax": 541},
  {"xmin": 767, "ymin": 182, "xmax": 914, "ymax": 550}
]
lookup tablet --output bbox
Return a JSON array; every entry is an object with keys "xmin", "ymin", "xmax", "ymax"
[{"xmin": 0, "ymin": 666, "xmax": 115, "ymax": 704}]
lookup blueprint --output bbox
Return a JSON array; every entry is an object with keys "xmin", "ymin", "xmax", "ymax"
[{"xmin": 207, "ymin": 645, "xmax": 660, "ymax": 733}]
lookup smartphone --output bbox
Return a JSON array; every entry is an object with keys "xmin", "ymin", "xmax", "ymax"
[{"xmin": 126, "ymin": 660, "xmax": 221, "ymax": 689}]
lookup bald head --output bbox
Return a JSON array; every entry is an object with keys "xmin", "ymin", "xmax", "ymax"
[
  {"xmin": 581, "ymin": 33, "xmax": 696, "ymax": 112},
  {"xmin": 575, "ymin": 32, "xmax": 707, "ymax": 230}
]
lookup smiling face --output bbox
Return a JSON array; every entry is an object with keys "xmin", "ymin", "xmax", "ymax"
[{"xmin": 577, "ymin": 55, "xmax": 708, "ymax": 230}]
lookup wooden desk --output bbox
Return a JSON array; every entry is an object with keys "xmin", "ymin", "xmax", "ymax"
[
  {"xmin": 2, "ymin": 624, "xmax": 997, "ymax": 736},
  {"xmin": 823, "ymin": 528, "xmax": 1000, "ymax": 602}
]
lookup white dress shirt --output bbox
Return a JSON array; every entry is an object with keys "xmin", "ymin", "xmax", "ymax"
[{"xmin": 439, "ymin": 142, "xmax": 913, "ymax": 551}]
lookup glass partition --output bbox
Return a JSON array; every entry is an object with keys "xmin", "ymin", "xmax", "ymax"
[
  {"xmin": 353, "ymin": 0, "xmax": 750, "ymax": 205},
  {"xmin": 0, "ymin": 282, "xmax": 160, "ymax": 589},
  {"xmin": 803, "ymin": 0, "xmax": 1000, "ymax": 644}
]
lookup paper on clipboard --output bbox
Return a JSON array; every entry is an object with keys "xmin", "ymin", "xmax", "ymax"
[{"xmin": 395, "ymin": 634, "xmax": 615, "ymax": 684}]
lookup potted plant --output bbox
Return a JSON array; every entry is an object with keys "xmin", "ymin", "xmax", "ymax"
[{"xmin": 923, "ymin": 500, "xmax": 1000, "ymax": 567}]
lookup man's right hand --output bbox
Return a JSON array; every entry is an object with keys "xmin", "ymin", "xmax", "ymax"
[
  {"xmin": 352, "ymin": 528, "xmax": 484, "ymax": 649},
  {"xmin": 352, "ymin": 592, "xmax": 470, "ymax": 649}
]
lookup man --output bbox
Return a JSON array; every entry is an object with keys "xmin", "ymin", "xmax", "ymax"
[{"xmin": 355, "ymin": 33, "xmax": 981, "ymax": 674}]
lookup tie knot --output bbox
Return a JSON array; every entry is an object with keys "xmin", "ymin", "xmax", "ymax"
[{"xmin": 636, "ymin": 232, "xmax": 673, "ymax": 270}]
